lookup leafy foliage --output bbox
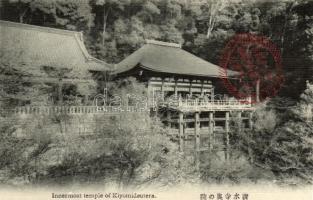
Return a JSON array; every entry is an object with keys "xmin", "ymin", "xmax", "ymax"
[
  {"xmin": 0, "ymin": 81, "xmax": 198, "ymax": 187},
  {"xmin": 1, "ymin": 0, "xmax": 312, "ymax": 96},
  {"xmin": 232, "ymin": 85, "xmax": 313, "ymax": 185},
  {"xmin": 0, "ymin": 34, "xmax": 51, "ymax": 108},
  {"xmin": 3, "ymin": 0, "xmax": 94, "ymax": 30}
]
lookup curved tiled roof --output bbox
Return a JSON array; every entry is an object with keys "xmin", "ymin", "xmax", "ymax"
[
  {"xmin": 0, "ymin": 20, "xmax": 111, "ymax": 71},
  {"xmin": 114, "ymin": 40, "xmax": 238, "ymax": 78}
]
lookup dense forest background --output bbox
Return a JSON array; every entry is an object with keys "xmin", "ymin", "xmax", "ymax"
[{"xmin": 1, "ymin": 0, "xmax": 313, "ymax": 99}]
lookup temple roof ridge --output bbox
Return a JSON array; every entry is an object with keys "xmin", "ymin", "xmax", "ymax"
[{"xmin": 146, "ymin": 39, "xmax": 182, "ymax": 48}]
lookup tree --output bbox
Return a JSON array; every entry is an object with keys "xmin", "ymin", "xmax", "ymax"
[
  {"xmin": 183, "ymin": 0, "xmax": 263, "ymax": 65},
  {"xmin": 199, "ymin": 0, "xmax": 229, "ymax": 39},
  {"xmin": 255, "ymin": 0, "xmax": 313, "ymax": 98},
  {"xmin": 88, "ymin": 0, "xmax": 186, "ymax": 63},
  {"xmin": 41, "ymin": 66, "xmax": 96, "ymax": 105},
  {"xmin": 0, "ymin": 79, "xmax": 198, "ymax": 187},
  {"xmin": 293, "ymin": 0, "xmax": 313, "ymax": 82},
  {"xmin": 233, "ymin": 91, "xmax": 313, "ymax": 184},
  {"xmin": 2, "ymin": 0, "xmax": 94, "ymax": 31},
  {"xmin": 92, "ymin": 0, "xmax": 130, "ymax": 45},
  {"xmin": 0, "ymin": 33, "xmax": 51, "ymax": 109}
]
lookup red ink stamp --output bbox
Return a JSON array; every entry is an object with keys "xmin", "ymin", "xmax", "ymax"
[{"xmin": 219, "ymin": 33, "xmax": 284, "ymax": 104}]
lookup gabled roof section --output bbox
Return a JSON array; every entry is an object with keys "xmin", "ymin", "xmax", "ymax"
[
  {"xmin": 0, "ymin": 20, "xmax": 111, "ymax": 71},
  {"xmin": 114, "ymin": 39, "xmax": 238, "ymax": 78}
]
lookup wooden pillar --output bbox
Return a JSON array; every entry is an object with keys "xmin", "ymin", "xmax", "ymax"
[
  {"xmin": 174, "ymin": 78, "xmax": 178, "ymax": 97},
  {"xmin": 225, "ymin": 111, "xmax": 230, "ymax": 160},
  {"xmin": 209, "ymin": 112, "xmax": 214, "ymax": 150},
  {"xmin": 195, "ymin": 112, "xmax": 200, "ymax": 152},
  {"xmin": 179, "ymin": 112, "xmax": 184, "ymax": 151},
  {"xmin": 248, "ymin": 112, "xmax": 253, "ymax": 129},
  {"xmin": 256, "ymin": 79, "xmax": 260, "ymax": 103},
  {"xmin": 58, "ymin": 81, "xmax": 63, "ymax": 105},
  {"xmin": 211, "ymin": 87, "xmax": 214, "ymax": 102},
  {"xmin": 200, "ymin": 80, "xmax": 204, "ymax": 96},
  {"xmin": 189, "ymin": 79, "xmax": 192, "ymax": 96},
  {"xmin": 161, "ymin": 78, "xmax": 165, "ymax": 100}
]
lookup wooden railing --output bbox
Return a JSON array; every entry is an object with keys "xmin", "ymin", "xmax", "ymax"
[
  {"xmin": 3, "ymin": 98, "xmax": 254, "ymax": 115},
  {"xmin": 8, "ymin": 106, "xmax": 149, "ymax": 115},
  {"xmin": 162, "ymin": 98, "xmax": 253, "ymax": 111}
]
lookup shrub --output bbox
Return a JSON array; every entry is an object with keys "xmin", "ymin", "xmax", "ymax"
[
  {"xmin": 0, "ymin": 79, "xmax": 199, "ymax": 188},
  {"xmin": 232, "ymin": 93, "xmax": 313, "ymax": 185}
]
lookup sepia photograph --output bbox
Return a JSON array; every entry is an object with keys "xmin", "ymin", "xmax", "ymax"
[{"xmin": 0, "ymin": 0, "xmax": 312, "ymax": 199}]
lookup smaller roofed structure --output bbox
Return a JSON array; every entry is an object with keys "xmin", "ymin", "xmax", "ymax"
[
  {"xmin": 113, "ymin": 39, "xmax": 239, "ymax": 102},
  {"xmin": 114, "ymin": 39, "xmax": 237, "ymax": 78},
  {"xmin": 0, "ymin": 20, "xmax": 111, "ymax": 71}
]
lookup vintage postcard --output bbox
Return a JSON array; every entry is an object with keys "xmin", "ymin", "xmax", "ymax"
[{"xmin": 0, "ymin": 0, "xmax": 312, "ymax": 199}]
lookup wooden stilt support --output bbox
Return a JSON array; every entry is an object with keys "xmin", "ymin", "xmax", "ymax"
[
  {"xmin": 189, "ymin": 79, "xmax": 193, "ymax": 97},
  {"xmin": 237, "ymin": 111, "xmax": 242, "ymax": 133},
  {"xmin": 209, "ymin": 112, "xmax": 214, "ymax": 150},
  {"xmin": 200, "ymin": 80, "xmax": 204, "ymax": 96},
  {"xmin": 167, "ymin": 110, "xmax": 171, "ymax": 128},
  {"xmin": 225, "ymin": 111, "xmax": 230, "ymax": 160},
  {"xmin": 179, "ymin": 112, "xmax": 184, "ymax": 151},
  {"xmin": 161, "ymin": 78, "xmax": 165, "ymax": 100},
  {"xmin": 195, "ymin": 112, "xmax": 200, "ymax": 152},
  {"xmin": 174, "ymin": 79, "xmax": 178, "ymax": 97},
  {"xmin": 249, "ymin": 112, "xmax": 253, "ymax": 130},
  {"xmin": 195, "ymin": 112, "xmax": 200, "ymax": 168},
  {"xmin": 58, "ymin": 81, "xmax": 63, "ymax": 105},
  {"xmin": 183, "ymin": 122, "xmax": 187, "ymax": 145}
]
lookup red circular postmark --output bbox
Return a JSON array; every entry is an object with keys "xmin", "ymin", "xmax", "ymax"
[{"xmin": 219, "ymin": 33, "xmax": 284, "ymax": 104}]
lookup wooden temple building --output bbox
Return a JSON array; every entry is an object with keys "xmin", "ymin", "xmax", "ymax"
[
  {"xmin": 114, "ymin": 40, "xmax": 255, "ymax": 158},
  {"xmin": 1, "ymin": 20, "xmax": 256, "ymax": 159}
]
